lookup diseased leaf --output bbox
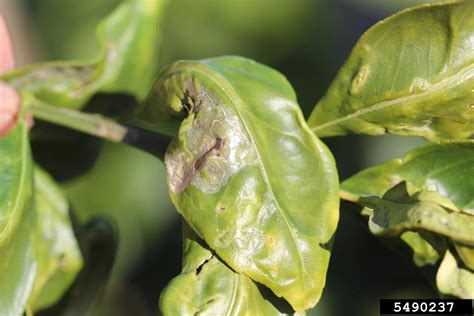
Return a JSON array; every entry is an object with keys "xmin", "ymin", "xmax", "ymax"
[
  {"xmin": 308, "ymin": 1, "xmax": 474, "ymax": 141},
  {"xmin": 29, "ymin": 167, "xmax": 83, "ymax": 311},
  {"xmin": 1, "ymin": 0, "xmax": 167, "ymax": 109},
  {"xmin": 367, "ymin": 182, "xmax": 474, "ymax": 246},
  {"xmin": 341, "ymin": 140, "xmax": 474, "ymax": 214},
  {"xmin": 160, "ymin": 224, "xmax": 289, "ymax": 316},
  {"xmin": 135, "ymin": 56, "xmax": 339, "ymax": 311},
  {"xmin": 436, "ymin": 250, "xmax": 474, "ymax": 298}
]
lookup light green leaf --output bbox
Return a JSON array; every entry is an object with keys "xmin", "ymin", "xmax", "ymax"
[
  {"xmin": 0, "ymin": 121, "xmax": 35, "ymax": 316},
  {"xmin": 367, "ymin": 182, "xmax": 474, "ymax": 246},
  {"xmin": 29, "ymin": 167, "xmax": 83, "ymax": 311},
  {"xmin": 135, "ymin": 56, "xmax": 339, "ymax": 311},
  {"xmin": 454, "ymin": 242, "xmax": 474, "ymax": 271},
  {"xmin": 436, "ymin": 250, "xmax": 474, "ymax": 298},
  {"xmin": 341, "ymin": 140, "xmax": 474, "ymax": 214},
  {"xmin": 160, "ymin": 224, "xmax": 290, "ymax": 316},
  {"xmin": 1, "ymin": 0, "xmax": 167, "ymax": 109},
  {"xmin": 308, "ymin": 1, "xmax": 474, "ymax": 141},
  {"xmin": 400, "ymin": 231, "xmax": 439, "ymax": 267}
]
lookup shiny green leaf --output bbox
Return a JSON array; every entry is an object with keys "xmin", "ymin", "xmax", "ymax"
[
  {"xmin": 308, "ymin": 1, "xmax": 474, "ymax": 141},
  {"xmin": 1, "ymin": 0, "xmax": 167, "ymax": 109},
  {"xmin": 341, "ymin": 140, "xmax": 474, "ymax": 214},
  {"xmin": 29, "ymin": 167, "xmax": 83, "ymax": 311},
  {"xmin": 135, "ymin": 56, "xmax": 339, "ymax": 311},
  {"xmin": 436, "ymin": 250, "xmax": 474, "ymax": 298},
  {"xmin": 367, "ymin": 182, "xmax": 474, "ymax": 246},
  {"xmin": 0, "ymin": 120, "xmax": 35, "ymax": 316},
  {"xmin": 160, "ymin": 224, "xmax": 288, "ymax": 316}
]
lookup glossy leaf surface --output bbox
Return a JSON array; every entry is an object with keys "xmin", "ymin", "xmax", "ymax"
[
  {"xmin": 135, "ymin": 56, "xmax": 339, "ymax": 311},
  {"xmin": 341, "ymin": 141, "xmax": 474, "ymax": 214},
  {"xmin": 308, "ymin": 1, "xmax": 474, "ymax": 141},
  {"xmin": 0, "ymin": 120, "xmax": 34, "ymax": 315},
  {"xmin": 160, "ymin": 225, "xmax": 287, "ymax": 315},
  {"xmin": 1, "ymin": 0, "xmax": 167, "ymax": 109}
]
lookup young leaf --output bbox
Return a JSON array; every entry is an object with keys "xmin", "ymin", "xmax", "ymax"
[
  {"xmin": 135, "ymin": 56, "xmax": 339, "ymax": 311},
  {"xmin": 341, "ymin": 140, "xmax": 474, "ymax": 214},
  {"xmin": 28, "ymin": 167, "xmax": 83, "ymax": 311},
  {"xmin": 1, "ymin": 0, "xmax": 167, "ymax": 109},
  {"xmin": 160, "ymin": 224, "xmax": 289, "ymax": 315},
  {"xmin": 367, "ymin": 182, "xmax": 474, "ymax": 246},
  {"xmin": 436, "ymin": 250, "xmax": 474, "ymax": 298},
  {"xmin": 400, "ymin": 231, "xmax": 439, "ymax": 267},
  {"xmin": 308, "ymin": 1, "xmax": 474, "ymax": 141}
]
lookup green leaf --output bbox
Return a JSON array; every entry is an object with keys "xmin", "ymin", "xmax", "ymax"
[
  {"xmin": 367, "ymin": 182, "xmax": 474, "ymax": 246},
  {"xmin": 436, "ymin": 250, "xmax": 474, "ymax": 298},
  {"xmin": 341, "ymin": 140, "xmax": 474, "ymax": 214},
  {"xmin": 0, "ymin": 121, "xmax": 35, "ymax": 316},
  {"xmin": 400, "ymin": 231, "xmax": 439, "ymax": 267},
  {"xmin": 453, "ymin": 242, "xmax": 474, "ymax": 271},
  {"xmin": 1, "ymin": 0, "xmax": 167, "ymax": 109},
  {"xmin": 308, "ymin": 1, "xmax": 474, "ymax": 141},
  {"xmin": 135, "ymin": 56, "xmax": 339, "ymax": 311},
  {"xmin": 160, "ymin": 224, "xmax": 290, "ymax": 315},
  {"xmin": 29, "ymin": 167, "xmax": 83, "ymax": 311}
]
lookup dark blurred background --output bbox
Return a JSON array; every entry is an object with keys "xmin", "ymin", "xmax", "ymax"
[{"xmin": 1, "ymin": 0, "xmax": 440, "ymax": 315}]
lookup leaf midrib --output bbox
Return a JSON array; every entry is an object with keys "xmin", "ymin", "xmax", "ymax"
[{"xmin": 311, "ymin": 63, "xmax": 474, "ymax": 133}]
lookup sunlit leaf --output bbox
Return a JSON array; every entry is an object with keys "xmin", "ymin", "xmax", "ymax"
[
  {"xmin": 160, "ymin": 224, "xmax": 289, "ymax": 315},
  {"xmin": 1, "ymin": 0, "xmax": 167, "ymax": 109},
  {"xmin": 134, "ymin": 56, "xmax": 339, "ymax": 311},
  {"xmin": 341, "ymin": 140, "xmax": 474, "ymax": 214},
  {"xmin": 308, "ymin": 1, "xmax": 474, "ymax": 141},
  {"xmin": 367, "ymin": 182, "xmax": 474, "ymax": 246},
  {"xmin": 436, "ymin": 250, "xmax": 474, "ymax": 298}
]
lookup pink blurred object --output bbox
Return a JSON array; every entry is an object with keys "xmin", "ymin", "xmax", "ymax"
[{"xmin": 0, "ymin": 16, "xmax": 21, "ymax": 137}]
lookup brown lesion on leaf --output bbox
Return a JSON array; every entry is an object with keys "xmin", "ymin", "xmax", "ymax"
[{"xmin": 174, "ymin": 136, "xmax": 225, "ymax": 193}]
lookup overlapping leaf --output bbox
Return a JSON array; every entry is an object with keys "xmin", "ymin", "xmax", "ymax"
[
  {"xmin": 160, "ymin": 224, "xmax": 288, "ymax": 315},
  {"xmin": 28, "ymin": 167, "xmax": 83, "ymax": 311},
  {"xmin": 308, "ymin": 1, "xmax": 474, "ymax": 141},
  {"xmin": 436, "ymin": 250, "xmax": 474, "ymax": 298},
  {"xmin": 134, "ymin": 56, "xmax": 339, "ymax": 311},
  {"xmin": 1, "ymin": 0, "xmax": 167, "ymax": 110},
  {"xmin": 341, "ymin": 140, "xmax": 474, "ymax": 214}
]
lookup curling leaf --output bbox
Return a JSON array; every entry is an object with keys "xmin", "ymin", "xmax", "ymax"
[
  {"xmin": 367, "ymin": 182, "xmax": 474, "ymax": 246},
  {"xmin": 436, "ymin": 250, "xmax": 474, "ymax": 298},
  {"xmin": 341, "ymin": 140, "xmax": 474, "ymax": 214},
  {"xmin": 1, "ymin": 0, "xmax": 167, "ymax": 109},
  {"xmin": 159, "ymin": 224, "xmax": 288, "ymax": 315},
  {"xmin": 308, "ymin": 1, "xmax": 474, "ymax": 141},
  {"xmin": 134, "ymin": 56, "xmax": 339, "ymax": 311}
]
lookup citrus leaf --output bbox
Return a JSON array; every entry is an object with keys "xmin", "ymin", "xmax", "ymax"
[
  {"xmin": 436, "ymin": 250, "xmax": 474, "ymax": 298},
  {"xmin": 159, "ymin": 224, "xmax": 290, "ymax": 316},
  {"xmin": 29, "ymin": 167, "xmax": 83, "ymax": 311},
  {"xmin": 0, "ymin": 120, "xmax": 35, "ymax": 316},
  {"xmin": 367, "ymin": 182, "xmax": 474, "ymax": 246},
  {"xmin": 1, "ymin": 0, "xmax": 167, "ymax": 109},
  {"xmin": 135, "ymin": 56, "xmax": 339, "ymax": 311},
  {"xmin": 308, "ymin": 1, "xmax": 474, "ymax": 141},
  {"xmin": 400, "ymin": 231, "xmax": 440, "ymax": 267},
  {"xmin": 341, "ymin": 140, "xmax": 474, "ymax": 214}
]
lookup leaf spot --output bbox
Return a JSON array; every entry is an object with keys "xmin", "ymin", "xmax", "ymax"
[
  {"xmin": 409, "ymin": 77, "xmax": 431, "ymax": 94},
  {"xmin": 349, "ymin": 65, "xmax": 370, "ymax": 95}
]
